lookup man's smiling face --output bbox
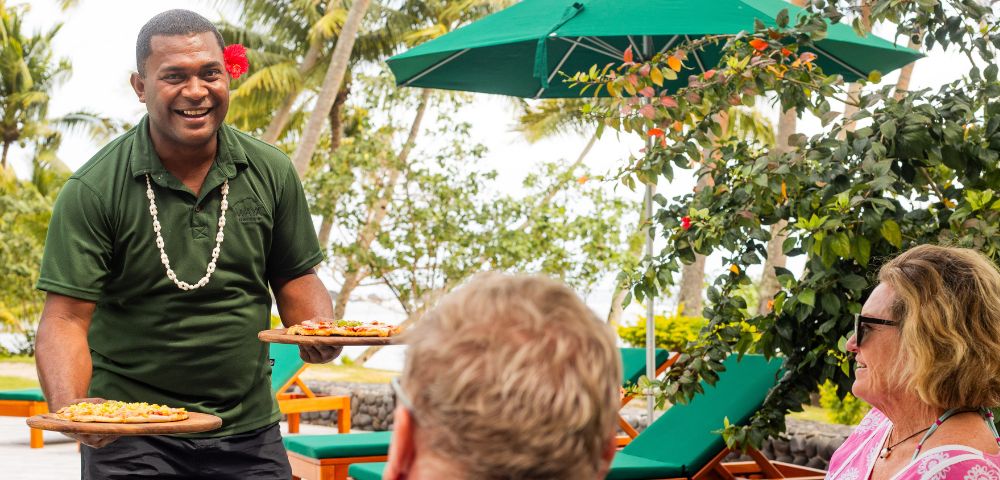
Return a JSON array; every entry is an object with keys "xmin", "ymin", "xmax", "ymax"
[{"xmin": 131, "ymin": 32, "xmax": 230, "ymax": 152}]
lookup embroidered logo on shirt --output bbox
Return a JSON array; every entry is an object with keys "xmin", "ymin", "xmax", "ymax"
[{"xmin": 232, "ymin": 198, "xmax": 266, "ymax": 224}]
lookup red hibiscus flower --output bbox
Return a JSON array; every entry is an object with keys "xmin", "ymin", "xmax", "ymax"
[
  {"xmin": 681, "ymin": 216, "xmax": 692, "ymax": 230},
  {"xmin": 224, "ymin": 44, "xmax": 250, "ymax": 79}
]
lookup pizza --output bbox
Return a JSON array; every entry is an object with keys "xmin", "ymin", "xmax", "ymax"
[
  {"xmin": 56, "ymin": 400, "xmax": 188, "ymax": 423},
  {"xmin": 286, "ymin": 319, "xmax": 402, "ymax": 337}
]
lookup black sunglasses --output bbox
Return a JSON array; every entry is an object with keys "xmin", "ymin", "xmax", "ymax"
[{"xmin": 854, "ymin": 314, "xmax": 898, "ymax": 347}]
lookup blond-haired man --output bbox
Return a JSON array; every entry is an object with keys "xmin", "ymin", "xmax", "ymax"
[{"xmin": 383, "ymin": 273, "xmax": 622, "ymax": 480}]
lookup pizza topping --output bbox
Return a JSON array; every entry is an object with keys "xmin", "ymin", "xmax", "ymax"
[{"xmin": 56, "ymin": 400, "xmax": 188, "ymax": 423}]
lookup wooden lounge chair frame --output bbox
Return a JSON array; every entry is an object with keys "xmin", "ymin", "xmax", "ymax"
[
  {"xmin": 0, "ymin": 391, "xmax": 48, "ymax": 448},
  {"xmin": 288, "ymin": 450, "xmax": 387, "ymax": 480},
  {"xmin": 271, "ymin": 343, "xmax": 351, "ymax": 435}
]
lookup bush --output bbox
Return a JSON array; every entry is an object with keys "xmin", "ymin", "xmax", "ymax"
[
  {"xmin": 617, "ymin": 307, "xmax": 706, "ymax": 352},
  {"xmin": 818, "ymin": 380, "xmax": 870, "ymax": 425}
]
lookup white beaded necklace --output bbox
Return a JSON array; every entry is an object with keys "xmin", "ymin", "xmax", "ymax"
[{"xmin": 145, "ymin": 174, "xmax": 229, "ymax": 290}]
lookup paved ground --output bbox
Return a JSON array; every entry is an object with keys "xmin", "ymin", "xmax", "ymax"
[{"xmin": 0, "ymin": 416, "xmax": 343, "ymax": 480}]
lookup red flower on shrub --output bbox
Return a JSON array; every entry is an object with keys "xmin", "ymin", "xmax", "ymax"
[
  {"xmin": 681, "ymin": 216, "xmax": 692, "ymax": 230},
  {"xmin": 224, "ymin": 44, "xmax": 250, "ymax": 79}
]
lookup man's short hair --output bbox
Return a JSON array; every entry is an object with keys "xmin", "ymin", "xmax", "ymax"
[
  {"xmin": 401, "ymin": 273, "xmax": 622, "ymax": 480},
  {"xmin": 135, "ymin": 9, "xmax": 225, "ymax": 76}
]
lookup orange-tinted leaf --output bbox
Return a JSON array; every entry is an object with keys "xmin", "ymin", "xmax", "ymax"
[
  {"xmin": 799, "ymin": 52, "xmax": 817, "ymax": 63},
  {"xmin": 639, "ymin": 86, "xmax": 655, "ymax": 98},
  {"xmin": 749, "ymin": 39, "xmax": 768, "ymax": 51},
  {"xmin": 623, "ymin": 46, "xmax": 634, "ymax": 64},
  {"xmin": 781, "ymin": 48, "xmax": 792, "ymax": 57},
  {"xmin": 639, "ymin": 63, "xmax": 651, "ymax": 77},
  {"xmin": 661, "ymin": 96, "xmax": 678, "ymax": 108},
  {"xmin": 639, "ymin": 104, "xmax": 656, "ymax": 119},
  {"xmin": 667, "ymin": 56, "xmax": 682, "ymax": 72},
  {"xmin": 647, "ymin": 128, "xmax": 666, "ymax": 137},
  {"xmin": 730, "ymin": 265, "xmax": 741, "ymax": 274},
  {"xmin": 672, "ymin": 121, "xmax": 683, "ymax": 132},
  {"xmin": 577, "ymin": 175, "xmax": 589, "ymax": 184},
  {"xmin": 704, "ymin": 69, "xmax": 716, "ymax": 80}
]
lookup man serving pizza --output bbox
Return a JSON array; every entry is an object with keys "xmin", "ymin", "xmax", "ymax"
[{"xmin": 34, "ymin": 9, "xmax": 340, "ymax": 478}]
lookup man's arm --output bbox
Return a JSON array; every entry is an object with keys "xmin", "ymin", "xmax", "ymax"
[
  {"xmin": 271, "ymin": 268, "xmax": 342, "ymax": 364},
  {"xmin": 35, "ymin": 292, "xmax": 118, "ymax": 447}
]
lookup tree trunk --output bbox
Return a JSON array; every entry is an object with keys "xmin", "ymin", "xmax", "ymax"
[
  {"xmin": 893, "ymin": 39, "xmax": 920, "ymax": 101},
  {"xmin": 291, "ymin": 0, "xmax": 372, "ymax": 177},
  {"xmin": 677, "ymin": 253, "xmax": 707, "ymax": 316},
  {"xmin": 1, "ymin": 141, "xmax": 9, "ymax": 169},
  {"xmin": 315, "ymin": 83, "xmax": 353, "ymax": 248},
  {"xmin": 261, "ymin": 0, "xmax": 338, "ymax": 144},
  {"xmin": 757, "ymin": 108, "xmax": 795, "ymax": 313},
  {"xmin": 332, "ymin": 89, "xmax": 431, "ymax": 320}
]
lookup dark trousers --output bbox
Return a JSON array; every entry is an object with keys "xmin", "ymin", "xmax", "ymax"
[{"xmin": 81, "ymin": 422, "xmax": 291, "ymax": 480}]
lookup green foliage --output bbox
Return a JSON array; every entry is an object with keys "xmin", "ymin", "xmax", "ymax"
[
  {"xmin": 617, "ymin": 308, "xmax": 706, "ymax": 352},
  {"xmin": 818, "ymin": 380, "xmax": 870, "ymax": 425},
  {"xmin": 574, "ymin": 0, "xmax": 1000, "ymax": 449},
  {"xmin": 307, "ymin": 69, "xmax": 636, "ymax": 322},
  {"xmin": 0, "ymin": 169, "xmax": 60, "ymax": 354}
]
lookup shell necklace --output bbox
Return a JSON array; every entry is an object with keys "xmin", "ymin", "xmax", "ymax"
[{"xmin": 145, "ymin": 174, "xmax": 229, "ymax": 290}]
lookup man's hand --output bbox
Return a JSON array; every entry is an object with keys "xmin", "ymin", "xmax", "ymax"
[
  {"xmin": 56, "ymin": 397, "xmax": 120, "ymax": 448},
  {"xmin": 299, "ymin": 345, "xmax": 343, "ymax": 364}
]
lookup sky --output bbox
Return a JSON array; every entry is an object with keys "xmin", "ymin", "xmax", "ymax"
[{"xmin": 11, "ymin": 0, "xmax": 990, "ymax": 367}]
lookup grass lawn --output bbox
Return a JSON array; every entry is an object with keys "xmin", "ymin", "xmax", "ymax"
[
  {"xmin": 0, "ymin": 354, "xmax": 35, "ymax": 364},
  {"xmin": 302, "ymin": 363, "xmax": 397, "ymax": 384},
  {"xmin": 787, "ymin": 405, "xmax": 832, "ymax": 423},
  {"xmin": 0, "ymin": 375, "xmax": 39, "ymax": 390}
]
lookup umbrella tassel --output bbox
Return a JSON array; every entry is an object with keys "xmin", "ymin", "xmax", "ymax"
[{"xmin": 533, "ymin": 2, "xmax": 585, "ymax": 89}]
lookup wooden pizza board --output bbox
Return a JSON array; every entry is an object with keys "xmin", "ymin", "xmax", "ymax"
[
  {"xmin": 26, "ymin": 412, "xmax": 222, "ymax": 435},
  {"xmin": 258, "ymin": 328, "xmax": 400, "ymax": 346}
]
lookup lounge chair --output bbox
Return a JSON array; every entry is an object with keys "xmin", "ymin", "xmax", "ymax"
[
  {"xmin": 347, "ymin": 354, "xmax": 827, "ymax": 480},
  {"xmin": 283, "ymin": 348, "xmax": 675, "ymax": 479},
  {"xmin": 0, "ymin": 387, "xmax": 48, "ymax": 448},
  {"xmin": 618, "ymin": 347, "xmax": 677, "ymax": 444},
  {"xmin": 271, "ymin": 343, "xmax": 352, "ymax": 435}
]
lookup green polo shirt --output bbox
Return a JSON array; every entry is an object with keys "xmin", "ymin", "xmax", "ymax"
[{"xmin": 37, "ymin": 115, "xmax": 323, "ymax": 437}]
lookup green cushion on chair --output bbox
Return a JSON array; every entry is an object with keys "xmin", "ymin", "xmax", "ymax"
[
  {"xmin": 0, "ymin": 388, "xmax": 45, "ymax": 402},
  {"xmin": 269, "ymin": 343, "xmax": 305, "ymax": 395},
  {"xmin": 608, "ymin": 354, "xmax": 783, "ymax": 479},
  {"xmin": 348, "ymin": 462, "xmax": 387, "ymax": 480},
  {"xmin": 619, "ymin": 348, "xmax": 672, "ymax": 386},
  {"xmin": 606, "ymin": 452, "xmax": 684, "ymax": 480},
  {"xmin": 283, "ymin": 431, "xmax": 392, "ymax": 458}
]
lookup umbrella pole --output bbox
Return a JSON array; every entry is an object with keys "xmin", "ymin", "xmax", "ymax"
[{"xmin": 642, "ymin": 35, "xmax": 657, "ymax": 426}]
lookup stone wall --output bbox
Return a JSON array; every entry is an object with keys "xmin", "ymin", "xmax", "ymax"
[{"xmin": 294, "ymin": 382, "xmax": 852, "ymax": 470}]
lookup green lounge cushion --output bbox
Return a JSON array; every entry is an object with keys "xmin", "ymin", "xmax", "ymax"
[
  {"xmin": 0, "ymin": 388, "xmax": 45, "ymax": 402},
  {"xmin": 608, "ymin": 354, "xmax": 783, "ymax": 479},
  {"xmin": 619, "ymin": 348, "xmax": 672, "ymax": 386},
  {"xmin": 606, "ymin": 452, "xmax": 684, "ymax": 480},
  {"xmin": 270, "ymin": 343, "xmax": 305, "ymax": 395},
  {"xmin": 348, "ymin": 462, "xmax": 387, "ymax": 480},
  {"xmin": 283, "ymin": 431, "xmax": 392, "ymax": 458}
]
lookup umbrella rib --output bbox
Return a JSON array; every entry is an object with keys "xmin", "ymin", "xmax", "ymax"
[
  {"xmin": 557, "ymin": 37, "xmax": 621, "ymax": 61},
  {"xmin": 402, "ymin": 48, "xmax": 471, "ymax": 86},
  {"xmin": 590, "ymin": 36, "xmax": 626, "ymax": 59},
  {"xmin": 534, "ymin": 39, "xmax": 579, "ymax": 98},
  {"xmin": 658, "ymin": 35, "xmax": 680, "ymax": 56},
  {"xmin": 627, "ymin": 35, "xmax": 643, "ymax": 61},
  {"xmin": 579, "ymin": 37, "xmax": 624, "ymax": 59},
  {"xmin": 811, "ymin": 45, "xmax": 867, "ymax": 79},
  {"xmin": 685, "ymin": 35, "xmax": 707, "ymax": 73}
]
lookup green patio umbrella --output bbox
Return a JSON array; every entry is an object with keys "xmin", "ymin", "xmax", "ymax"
[
  {"xmin": 386, "ymin": 0, "xmax": 921, "ymax": 418},
  {"xmin": 387, "ymin": 0, "xmax": 922, "ymax": 99}
]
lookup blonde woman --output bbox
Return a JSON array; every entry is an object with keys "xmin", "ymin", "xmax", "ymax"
[{"xmin": 827, "ymin": 245, "xmax": 1000, "ymax": 479}]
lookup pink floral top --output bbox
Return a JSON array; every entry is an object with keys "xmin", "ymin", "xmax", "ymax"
[{"xmin": 827, "ymin": 409, "xmax": 1000, "ymax": 480}]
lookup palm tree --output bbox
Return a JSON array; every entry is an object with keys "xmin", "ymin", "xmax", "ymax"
[{"xmin": 0, "ymin": 1, "xmax": 71, "ymax": 169}]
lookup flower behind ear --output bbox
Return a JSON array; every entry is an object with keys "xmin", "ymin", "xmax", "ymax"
[{"xmin": 223, "ymin": 44, "xmax": 249, "ymax": 79}]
